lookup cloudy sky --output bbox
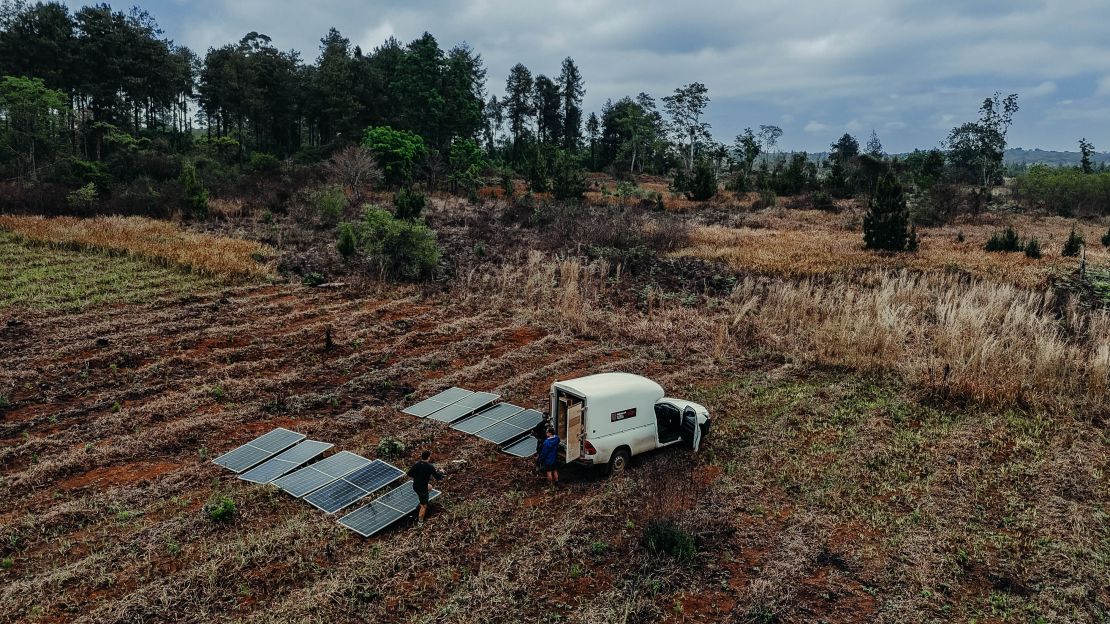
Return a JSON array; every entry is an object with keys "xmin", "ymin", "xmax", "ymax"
[{"xmin": 71, "ymin": 0, "xmax": 1110, "ymax": 152}]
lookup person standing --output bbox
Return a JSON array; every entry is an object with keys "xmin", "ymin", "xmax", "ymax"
[
  {"xmin": 407, "ymin": 450, "xmax": 444, "ymax": 527},
  {"xmin": 539, "ymin": 428, "xmax": 560, "ymax": 487},
  {"xmin": 532, "ymin": 413, "xmax": 552, "ymax": 469}
]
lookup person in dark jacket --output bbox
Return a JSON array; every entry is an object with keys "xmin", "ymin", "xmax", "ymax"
[
  {"xmin": 539, "ymin": 428, "xmax": 560, "ymax": 487},
  {"xmin": 407, "ymin": 450, "xmax": 444, "ymax": 526},
  {"xmin": 532, "ymin": 413, "xmax": 552, "ymax": 468}
]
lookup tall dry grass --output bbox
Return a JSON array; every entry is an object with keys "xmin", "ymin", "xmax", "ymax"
[
  {"xmin": 0, "ymin": 215, "xmax": 273, "ymax": 278},
  {"xmin": 475, "ymin": 252, "xmax": 1110, "ymax": 413}
]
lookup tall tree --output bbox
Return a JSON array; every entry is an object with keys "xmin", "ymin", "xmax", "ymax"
[
  {"xmin": 532, "ymin": 74, "xmax": 561, "ymax": 145},
  {"xmin": 662, "ymin": 82, "xmax": 710, "ymax": 170},
  {"xmin": 944, "ymin": 92, "xmax": 1019, "ymax": 187},
  {"xmin": 866, "ymin": 129, "xmax": 883, "ymax": 157},
  {"xmin": 558, "ymin": 56, "xmax": 583, "ymax": 151},
  {"xmin": 0, "ymin": 75, "xmax": 68, "ymax": 179},
  {"xmin": 585, "ymin": 111, "xmax": 600, "ymax": 169},
  {"xmin": 1079, "ymin": 138, "xmax": 1094, "ymax": 174},
  {"xmin": 503, "ymin": 63, "xmax": 534, "ymax": 161},
  {"xmin": 732, "ymin": 127, "xmax": 760, "ymax": 175},
  {"xmin": 313, "ymin": 28, "xmax": 359, "ymax": 144}
]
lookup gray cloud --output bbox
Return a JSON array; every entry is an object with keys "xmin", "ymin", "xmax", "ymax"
[{"xmin": 76, "ymin": 0, "xmax": 1110, "ymax": 151}]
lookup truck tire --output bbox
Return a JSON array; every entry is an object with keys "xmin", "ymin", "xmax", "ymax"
[{"xmin": 608, "ymin": 447, "xmax": 631, "ymax": 477}]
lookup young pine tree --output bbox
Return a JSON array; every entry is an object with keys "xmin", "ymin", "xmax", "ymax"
[
  {"xmin": 1102, "ymin": 226, "xmax": 1110, "ymax": 248},
  {"xmin": 337, "ymin": 223, "xmax": 357, "ymax": 258},
  {"xmin": 863, "ymin": 172, "xmax": 914, "ymax": 251},
  {"xmin": 1062, "ymin": 227, "xmax": 1084, "ymax": 257}
]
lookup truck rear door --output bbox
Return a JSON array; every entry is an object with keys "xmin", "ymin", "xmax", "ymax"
[{"xmin": 566, "ymin": 402, "xmax": 584, "ymax": 462}]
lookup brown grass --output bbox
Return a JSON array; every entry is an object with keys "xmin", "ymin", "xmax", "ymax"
[
  {"xmin": 0, "ymin": 215, "xmax": 273, "ymax": 278},
  {"xmin": 676, "ymin": 210, "xmax": 1109, "ymax": 288}
]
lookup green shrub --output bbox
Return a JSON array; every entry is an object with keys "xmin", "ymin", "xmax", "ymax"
[
  {"xmin": 756, "ymin": 188, "xmax": 777, "ymax": 209},
  {"xmin": 1013, "ymin": 165, "xmax": 1110, "ymax": 216},
  {"xmin": 180, "ymin": 163, "xmax": 209, "ymax": 219},
  {"xmin": 357, "ymin": 207, "xmax": 441, "ymax": 281},
  {"xmin": 337, "ymin": 223, "xmax": 357, "ymax": 258},
  {"xmin": 312, "ymin": 185, "xmax": 347, "ymax": 224},
  {"xmin": 1024, "ymin": 237, "xmax": 1042, "ymax": 259},
  {"xmin": 302, "ymin": 272, "xmax": 326, "ymax": 286},
  {"xmin": 810, "ymin": 190, "xmax": 834, "ymax": 210},
  {"xmin": 863, "ymin": 172, "xmax": 914, "ymax": 251},
  {"xmin": 1, "ymin": 557, "xmax": 12, "ymax": 570},
  {"xmin": 247, "ymin": 152, "xmax": 281, "ymax": 174},
  {"xmin": 65, "ymin": 182, "xmax": 97, "ymax": 210},
  {"xmin": 393, "ymin": 187, "xmax": 426, "ymax": 221},
  {"xmin": 552, "ymin": 150, "xmax": 587, "ymax": 201},
  {"xmin": 362, "ymin": 126, "xmax": 428, "ymax": 186},
  {"xmin": 985, "ymin": 227, "xmax": 1022, "ymax": 252},
  {"xmin": 642, "ymin": 519, "xmax": 696, "ymax": 562},
  {"xmin": 499, "ymin": 169, "xmax": 515, "ymax": 198},
  {"xmin": 685, "ymin": 160, "xmax": 718, "ymax": 201},
  {"xmin": 376, "ymin": 437, "xmax": 405, "ymax": 459},
  {"xmin": 1102, "ymin": 226, "xmax": 1110, "ymax": 247},
  {"xmin": 203, "ymin": 495, "xmax": 236, "ymax": 523},
  {"xmin": 1062, "ymin": 228, "xmax": 1084, "ymax": 257}
]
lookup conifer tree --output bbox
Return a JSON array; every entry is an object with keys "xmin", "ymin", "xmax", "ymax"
[{"xmin": 863, "ymin": 172, "xmax": 914, "ymax": 251}]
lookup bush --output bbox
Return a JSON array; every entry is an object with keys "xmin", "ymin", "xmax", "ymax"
[
  {"xmin": 1102, "ymin": 226, "xmax": 1110, "ymax": 247},
  {"xmin": 685, "ymin": 160, "xmax": 718, "ymax": 201},
  {"xmin": 551, "ymin": 150, "xmax": 587, "ymax": 201},
  {"xmin": 810, "ymin": 190, "xmax": 834, "ymax": 210},
  {"xmin": 1013, "ymin": 165, "xmax": 1110, "ymax": 216},
  {"xmin": 755, "ymin": 188, "xmax": 777, "ymax": 209},
  {"xmin": 394, "ymin": 187, "xmax": 426, "ymax": 221},
  {"xmin": 357, "ymin": 207, "xmax": 440, "ymax": 281},
  {"xmin": 362, "ymin": 126, "xmax": 428, "ymax": 186},
  {"xmin": 180, "ymin": 163, "xmax": 208, "ymax": 219},
  {"xmin": 203, "ymin": 495, "xmax": 236, "ymax": 523},
  {"xmin": 337, "ymin": 222, "xmax": 357, "ymax": 258},
  {"xmin": 376, "ymin": 437, "xmax": 406, "ymax": 459},
  {"xmin": 247, "ymin": 152, "xmax": 281, "ymax": 174},
  {"xmin": 985, "ymin": 227, "xmax": 1022, "ymax": 252},
  {"xmin": 863, "ymin": 172, "xmax": 913, "ymax": 251},
  {"xmin": 1024, "ymin": 237, "xmax": 1042, "ymax": 259},
  {"xmin": 312, "ymin": 185, "xmax": 347, "ymax": 224},
  {"xmin": 1062, "ymin": 228, "xmax": 1084, "ymax": 257},
  {"xmin": 642, "ymin": 519, "xmax": 696, "ymax": 562},
  {"xmin": 67, "ymin": 183, "xmax": 98, "ymax": 211}
]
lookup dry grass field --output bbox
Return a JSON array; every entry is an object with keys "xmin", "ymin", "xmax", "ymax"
[
  {"xmin": 0, "ymin": 215, "xmax": 274, "ymax": 278},
  {"xmin": 1, "ymin": 199, "xmax": 1107, "ymax": 623}
]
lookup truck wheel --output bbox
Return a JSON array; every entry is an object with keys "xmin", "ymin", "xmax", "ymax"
[{"xmin": 608, "ymin": 447, "xmax": 631, "ymax": 477}]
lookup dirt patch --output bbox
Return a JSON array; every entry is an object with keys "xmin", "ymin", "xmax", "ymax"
[{"xmin": 59, "ymin": 460, "xmax": 179, "ymax": 490}]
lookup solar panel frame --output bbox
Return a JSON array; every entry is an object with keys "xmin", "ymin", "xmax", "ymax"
[
  {"xmin": 272, "ymin": 451, "xmax": 372, "ymax": 498},
  {"xmin": 238, "ymin": 440, "xmax": 333, "ymax": 484},
  {"xmin": 338, "ymin": 488, "xmax": 441, "ymax": 537},
  {"xmin": 501, "ymin": 435, "xmax": 539, "ymax": 457},
  {"xmin": 475, "ymin": 420, "xmax": 530, "ymax": 444},
  {"xmin": 213, "ymin": 427, "xmax": 306, "ymax": 473}
]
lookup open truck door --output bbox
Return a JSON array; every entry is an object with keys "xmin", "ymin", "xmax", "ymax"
[
  {"xmin": 566, "ymin": 401, "xmax": 584, "ymax": 462},
  {"xmin": 680, "ymin": 405, "xmax": 701, "ymax": 452}
]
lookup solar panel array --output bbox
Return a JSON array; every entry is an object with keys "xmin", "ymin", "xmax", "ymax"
[
  {"xmin": 213, "ymin": 425, "xmax": 449, "ymax": 538},
  {"xmin": 213, "ymin": 427, "xmax": 305, "ymax": 473},
  {"xmin": 339, "ymin": 485, "xmax": 442, "ymax": 537},
  {"xmin": 403, "ymin": 388, "xmax": 547, "ymax": 455},
  {"xmin": 501, "ymin": 435, "xmax": 539, "ymax": 458},
  {"xmin": 238, "ymin": 440, "xmax": 334, "ymax": 484}
]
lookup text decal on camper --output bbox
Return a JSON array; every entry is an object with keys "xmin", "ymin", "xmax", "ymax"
[{"xmin": 610, "ymin": 408, "xmax": 636, "ymax": 422}]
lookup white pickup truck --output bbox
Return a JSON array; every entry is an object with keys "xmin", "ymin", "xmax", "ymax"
[{"xmin": 550, "ymin": 372, "xmax": 710, "ymax": 474}]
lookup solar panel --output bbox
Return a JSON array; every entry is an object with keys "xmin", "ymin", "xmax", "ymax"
[
  {"xmin": 476, "ymin": 420, "xmax": 530, "ymax": 444},
  {"xmin": 302, "ymin": 459, "xmax": 403, "ymax": 514},
  {"xmin": 475, "ymin": 402, "xmax": 525, "ymax": 422},
  {"xmin": 501, "ymin": 435, "xmax": 538, "ymax": 457},
  {"xmin": 272, "ymin": 451, "xmax": 371, "ymax": 498},
  {"xmin": 343, "ymin": 461, "xmax": 404, "ymax": 493},
  {"xmin": 339, "ymin": 486, "xmax": 442, "ymax": 537},
  {"xmin": 401, "ymin": 387, "xmax": 474, "ymax": 417},
  {"xmin": 503, "ymin": 409, "xmax": 545, "ymax": 430},
  {"xmin": 238, "ymin": 440, "xmax": 334, "ymax": 484},
  {"xmin": 452, "ymin": 415, "xmax": 499, "ymax": 434},
  {"xmin": 456, "ymin": 391, "xmax": 500, "ymax": 409},
  {"xmin": 213, "ymin": 427, "xmax": 306, "ymax": 473}
]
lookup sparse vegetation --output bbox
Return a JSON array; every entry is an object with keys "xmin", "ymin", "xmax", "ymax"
[
  {"xmin": 641, "ymin": 519, "xmax": 696, "ymax": 562},
  {"xmin": 203, "ymin": 495, "xmax": 236, "ymax": 523}
]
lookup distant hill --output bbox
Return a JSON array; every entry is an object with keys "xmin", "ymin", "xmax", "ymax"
[{"xmin": 1003, "ymin": 148, "xmax": 1110, "ymax": 166}]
